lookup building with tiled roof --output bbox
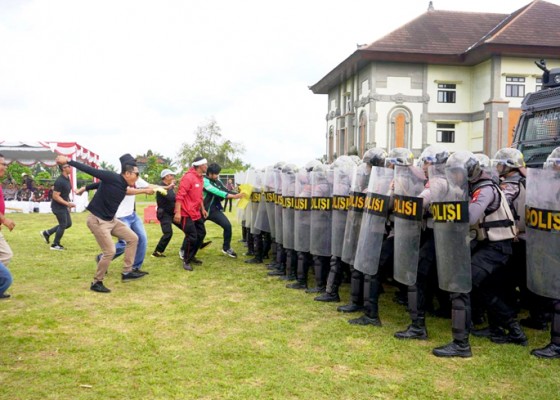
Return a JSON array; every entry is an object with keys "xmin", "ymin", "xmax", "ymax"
[{"xmin": 310, "ymin": 0, "xmax": 560, "ymax": 160}]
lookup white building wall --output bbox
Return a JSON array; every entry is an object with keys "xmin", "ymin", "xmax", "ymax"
[
  {"xmin": 426, "ymin": 65, "xmax": 473, "ymax": 113},
  {"xmin": 471, "ymin": 60, "xmax": 492, "ymax": 110}
]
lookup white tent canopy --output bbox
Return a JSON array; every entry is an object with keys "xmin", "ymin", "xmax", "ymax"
[{"xmin": 0, "ymin": 141, "xmax": 99, "ymax": 167}]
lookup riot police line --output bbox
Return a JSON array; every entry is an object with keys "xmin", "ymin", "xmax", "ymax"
[{"xmin": 234, "ymin": 145, "xmax": 560, "ymax": 359}]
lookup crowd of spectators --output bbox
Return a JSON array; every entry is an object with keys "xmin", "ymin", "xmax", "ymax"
[{"xmin": 2, "ymin": 180, "xmax": 52, "ymax": 202}]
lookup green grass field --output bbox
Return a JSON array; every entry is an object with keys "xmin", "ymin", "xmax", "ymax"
[{"xmin": 1, "ymin": 203, "xmax": 559, "ymax": 399}]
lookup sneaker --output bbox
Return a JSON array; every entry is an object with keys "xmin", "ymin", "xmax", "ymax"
[
  {"xmin": 179, "ymin": 249, "xmax": 185, "ymax": 260},
  {"xmin": 151, "ymin": 251, "xmax": 166, "ymax": 258},
  {"xmin": 183, "ymin": 262, "xmax": 193, "ymax": 271},
  {"xmin": 0, "ymin": 293, "xmax": 11, "ymax": 299},
  {"xmin": 90, "ymin": 281, "xmax": 111, "ymax": 293},
  {"xmin": 222, "ymin": 248, "xmax": 237, "ymax": 258},
  {"xmin": 50, "ymin": 244, "xmax": 65, "ymax": 251},
  {"xmin": 121, "ymin": 271, "xmax": 147, "ymax": 281},
  {"xmin": 40, "ymin": 230, "xmax": 50, "ymax": 244},
  {"xmin": 191, "ymin": 257, "xmax": 203, "ymax": 265},
  {"xmin": 133, "ymin": 268, "xmax": 149, "ymax": 275},
  {"xmin": 199, "ymin": 241, "xmax": 212, "ymax": 250}
]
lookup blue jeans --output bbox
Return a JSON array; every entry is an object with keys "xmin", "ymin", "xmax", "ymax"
[
  {"xmin": 0, "ymin": 262, "xmax": 12, "ymax": 296},
  {"xmin": 114, "ymin": 212, "xmax": 147, "ymax": 269}
]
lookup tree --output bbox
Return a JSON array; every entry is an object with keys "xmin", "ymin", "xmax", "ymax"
[
  {"xmin": 99, "ymin": 161, "xmax": 116, "ymax": 172},
  {"xmin": 177, "ymin": 118, "xmax": 250, "ymax": 171}
]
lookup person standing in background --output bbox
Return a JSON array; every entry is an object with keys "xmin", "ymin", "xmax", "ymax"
[{"xmin": 40, "ymin": 163, "xmax": 75, "ymax": 250}]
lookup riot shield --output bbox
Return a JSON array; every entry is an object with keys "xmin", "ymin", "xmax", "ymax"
[
  {"xmin": 354, "ymin": 166, "xmax": 393, "ymax": 275},
  {"xmin": 235, "ymin": 171, "xmax": 247, "ymax": 223},
  {"xmin": 282, "ymin": 167, "xmax": 297, "ymax": 250},
  {"xmin": 310, "ymin": 166, "xmax": 333, "ymax": 257},
  {"xmin": 393, "ymin": 165, "xmax": 426, "ymax": 286},
  {"xmin": 263, "ymin": 166, "xmax": 276, "ymax": 237},
  {"xmin": 274, "ymin": 167, "xmax": 284, "ymax": 245},
  {"xmin": 255, "ymin": 169, "xmax": 271, "ymax": 233},
  {"xmin": 525, "ymin": 168, "xmax": 560, "ymax": 299},
  {"xmin": 331, "ymin": 159, "xmax": 354, "ymax": 258},
  {"xmin": 430, "ymin": 164, "xmax": 472, "ymax": 293},
  {"xmin": 341, "ymin": 163, "xmax": 371, "ymax": 265},
  {"xmin": 294, "ymin": 168, "xmax": 312, "ymax": 253},
  {"xmin": 248, "ymin": 169, "xmax": 262, "ymax": 235}
]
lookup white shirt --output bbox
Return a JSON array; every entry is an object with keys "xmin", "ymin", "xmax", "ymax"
[{"xmin": 115, "ymin": 177, "xmax": 149, "ymax": 218}]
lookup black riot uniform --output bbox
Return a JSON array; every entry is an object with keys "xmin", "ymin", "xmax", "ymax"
[
  {"xmin": 528, "ymin": 148, "xmax": 560, "ymax": 359},
  {"xmin": 345, "ymin": 148, "xmax": 392, "ymax": 326},
  {"xmin": 286, "ymin": 160, "xmax": 321, "ymax": 290},
  {"xmin": 433, "ymin": 151, "xmax": 526, "ymax": 358},
  {"xmin": 314, "ymin": 156, "xmax": 356, "ymax": 303},
  {"xmin": 394, "ymin": 145, "xmax": 449, "ymax": 339}
]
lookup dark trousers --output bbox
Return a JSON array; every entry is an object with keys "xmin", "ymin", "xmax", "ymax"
[
  {"xmin": 47, "ymin": 208, "xmax": 72, "ymax": 246},
  {"xmin": 471, "ymin": 240, "xmax": 515, "ymax": 327},
  {"xmin": 223, "ymin": 198, "xmax": 232, "ymax": 212},
  {"xmin": 206, "ymin": 210, "xmax": 232, "ymax": 250},
  {"xmin": 154, "ymin": 212, "xmax": 183, "ymax": 253},
  {"xmin": 180, "ymin": 217, "xmax": 206, "ymax": 263}
]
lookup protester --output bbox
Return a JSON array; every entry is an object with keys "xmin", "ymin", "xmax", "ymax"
[
  {"xmin": 40, "ymin": 163, "xmax": 75, "ymax": 250},
  {"xmin": 56, "ymin": 153, "xmax": 146, "ymax": 293},
  {"xmin": 174, "ymin": 157, "xmax": 208, "ymax": 271},
  {"xmin": 152, "ymin": 169, "xmax": 183, "ymax": 257},
  {"xmin": 203, "ymin": 163, "xmax": 244, "ymax": 258}
]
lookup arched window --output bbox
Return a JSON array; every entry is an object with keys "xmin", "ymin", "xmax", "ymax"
[{"xmin": 389, "ymin": 107, "xmax": 412, "ymax": 149}]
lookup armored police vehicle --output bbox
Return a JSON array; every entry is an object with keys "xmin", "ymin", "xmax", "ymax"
[{"xmin": 512, "ymin": 60, "xmax": 560, "ymax": 167}]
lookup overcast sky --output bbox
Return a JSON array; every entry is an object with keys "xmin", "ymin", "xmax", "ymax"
[{"xmin": 0, "ymin": 0, "xmax": 541, "ymax": 170}]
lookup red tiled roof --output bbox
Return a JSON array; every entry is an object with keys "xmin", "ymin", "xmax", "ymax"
[
  {"xmin": 483, "ymin": 1, "xmax": 560, "ymax": 47},
  {"xmin": 363, "ymin": 11, "xmax": 507, "ymax": 55},
  {"xmin": 310, "ymin": 1, "xmax": 560, "ymax": 94}
]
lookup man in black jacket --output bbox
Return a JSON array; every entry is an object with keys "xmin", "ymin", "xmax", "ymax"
[{"xmin": 55, "ymin": 153, "xmax": 146, "ymax": 293}]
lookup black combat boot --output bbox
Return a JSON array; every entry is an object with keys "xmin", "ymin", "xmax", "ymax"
[
  {"xmin": 349, "ymin": 273, "xmax": 382, "ymax": 326},
  {"xmin": 280, "ymin": 249, "xmax": 297, "ymax": 281},
  {"xmin": 314, "ymin": 292, "xmax": 340, "ymax": 302},
  {"xmin": 394, "ymin": 317, "xmax": 428, "ymax": 340},
  {"xmin": 337, "ymin": 268, "xmax": 364, "ymax": 312},
  {"xmin": 432, "ymin": 339, "xmax": 472, "ymax": 358},
  {"xmin": 287, "ymin": 252, "xmax": 309, "ymax": 289},
  {"xmin": 433, "ymin": 293, "xmax": 472, "ymax": 357},
  {"xmin": 244, "ymin": 233, "xmax": 255, "ymax": 256},
  {"xmin": 307, "ymin": 255, "xmax": 329, "ymax": 294},
  {"xmin": 490, "ymin": 320, "xmax": 528, "ymax": 346},
  {"xmin": 532, "ymin": 303, "xmax": 560, "ymax": 358},
  {"xmin": 531, "ymin": 343, "xmax": 560, "ymax": 359},
  {"xmin": 471, "ymin": 325, "xmax": 506, "ymax": 339},
  {"xmin": 315, "ymin": 256, "xmax": 343, "ymax": 302}
]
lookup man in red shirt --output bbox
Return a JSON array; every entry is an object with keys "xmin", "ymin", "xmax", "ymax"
[{"xmin": 174, "ymin": 157, "xmax": 208, "ymax": 271}]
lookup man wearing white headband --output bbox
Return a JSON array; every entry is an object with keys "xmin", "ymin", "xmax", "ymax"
[{"xmin": 174, "ymin": 156, "xmax": 208, "ymax": 271}]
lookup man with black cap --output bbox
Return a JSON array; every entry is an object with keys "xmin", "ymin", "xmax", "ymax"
[
  {"xmin": 55, "ymin": 153, "xmax": 147, "ymax": 293},
  {"xmin": 174, "ymin": 156, "xmax": 208, "ymax": 271}
]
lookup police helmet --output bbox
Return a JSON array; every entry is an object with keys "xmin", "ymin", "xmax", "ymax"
[
  {"xmin": 385, "ymin": 147, "xmax": 414, "ymax": 167},
  {"xmin": 363, "ymin": 147, "xmax": 388, "ymax": 167},
  {"xmin": 474, "ymin": 154, "xmax": 491, "ymax": 170},
  {"xmin": 491, "ymin": 148, "xmax": 525, "ymax": 176},
  {"xmin": 282, "ymin": 163, "xmax": 298, "ymax": 174},
  {"xmin": 274, "ymin": 161, "xmax": 286, "ymax": 170},
  {"xmin": 349, "ymin": 155, "xmax": 362, "ymax": 165},
  {"xmin": 544, "ymin": 146, "xmax": 560, "ymax": 170},
  {"xmin": 446, "ymin": 151, "xmax": 482, "ymax": 182},
  {"xmin": 420, "ymin": 145, "xmax": 449, "ymax": 165},
  {"xmin": 304, "ymin": 159, "xmax": 322, "ymax": 172}
]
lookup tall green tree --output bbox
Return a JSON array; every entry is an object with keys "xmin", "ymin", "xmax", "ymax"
[{"xmin": 177, "ymin": 118, "xmax": 249, "ymax": 171}]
